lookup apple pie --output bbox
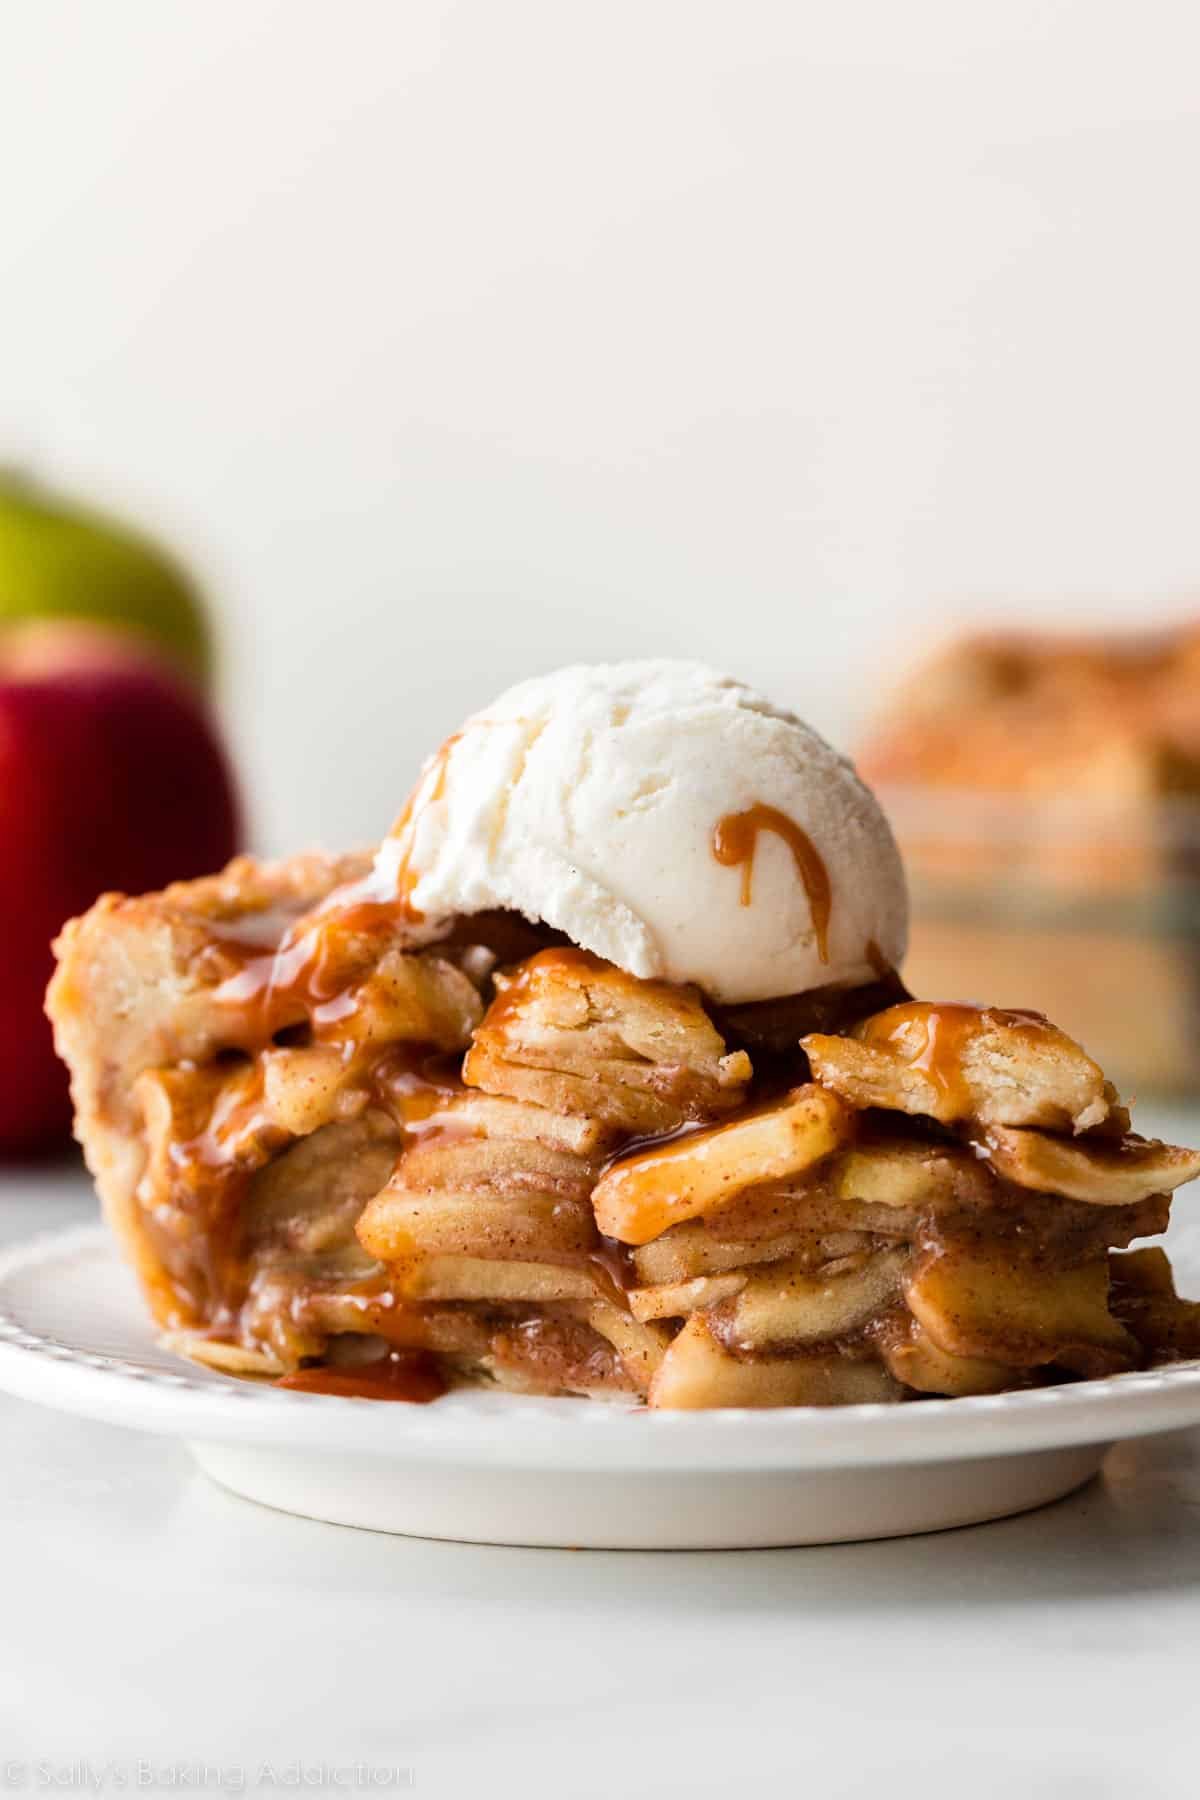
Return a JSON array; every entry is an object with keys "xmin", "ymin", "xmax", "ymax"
[
  {"xmin": 47, "ymin": 852, "xmax": 1200, "ymax": 1408},
  {"xmin": 856, "ymin": 623, "xmax": 1200, "ymax": 1094},
  {"xmin": 858, "ymin": 622, "xmax": 1200, "ymax": 816}
]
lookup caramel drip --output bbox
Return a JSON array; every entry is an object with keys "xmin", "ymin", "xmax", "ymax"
[
  {"xmin": 588, "ymin": 1236, "xmax": 638, "ymax": 1303},
  {"xmin": 711, "ymin": 805, "xmax": 831, "ymax": 961},
  {"xmin": 379, "ymin": 730, "xmax": 464, "ymax": 924},
  {"xmin": 212, "ymin": 938, "xmax": 351, "ymax": 1049},
  {"xmin": 481, "ymin": 946, "xmax": 605, "ymax": 1036},
  {"xmin": 247, "ymin": 733, "xmax": 465, "ymax": 948},
  {"xmin": 151, "ymin": 1042, "xmax": 461, "ymax": 1333},
  {"xmin": 205, "ymin": 731, "xmax": 476, "ymax": 1074},
  {"xmin": 371, "ymin": 1047, "xmax": 467, "ymax": 1137},
  {"xmin": 277, "ymin": 1351, "xmax": 447, "ymax": 1403},
  {"xmin": 858, "ymin": 1001, "xmax": 1051, "ymax": 1116},
  {"xmin": 208, "ymin": 907, "xmax": 306, "ymax": 952},
  {"xmin": 598, "ymin": 1113, "xmax": 712, "ymax": 1176}
]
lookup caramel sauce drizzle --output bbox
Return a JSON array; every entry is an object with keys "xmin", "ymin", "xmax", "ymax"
[
  {"xmin": 858, "ymin": 1000, "xmax": 1051, "ymax": 1117},
  {"xmin": 711, "ymin": 805, "xmax": 831, "ymax": 962},
  {"xmin": 277, "ymin": 1350, "xmax": 447, "ymax": 1403},
  {"xmin": 149, "ymin": 1041, "xmax": 465, "ymax": 1333},
  {"xmin": 480, "ymin": 946, "xmax": 601, "ymax": 1032},
  {"xmin": 382, "ymin": 730, "xmax": 463, "ymax": 923},
  {"xmin": 266, "ymin": 729, "xmax": 465, "ymax": 944},
  {"xmin": 588, "ymin": 1236, "xmax": 639, "ymax": 1305}
]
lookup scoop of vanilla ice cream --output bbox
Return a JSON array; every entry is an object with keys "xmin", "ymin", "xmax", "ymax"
[{"xmin": 376, "ymin": 661, "xmax": 907, "ymax": 1003}]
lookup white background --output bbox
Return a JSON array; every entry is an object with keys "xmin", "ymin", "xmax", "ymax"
[{"xmin": 4, "ymin": 1, "xmax": 1200, "ymax": 852}]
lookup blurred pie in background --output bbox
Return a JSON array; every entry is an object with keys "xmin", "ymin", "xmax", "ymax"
[{"xmin": 858, "ymin": 621, "xmax": 1200, "ymax": 1094}]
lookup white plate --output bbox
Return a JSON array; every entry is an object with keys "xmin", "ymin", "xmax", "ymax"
[{"xmin": 4, "ymin": 1223, "xmax": 1200, "ymax": 1548}]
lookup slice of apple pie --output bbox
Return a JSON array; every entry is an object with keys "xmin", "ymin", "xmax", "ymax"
[
  {"xmin": 48, "ymin": 853, "xmax": 1200, "ymax": 1408},
  {"xmin": 44, "ymin": 661, "xmax": 1200, "ymax": 1408}
]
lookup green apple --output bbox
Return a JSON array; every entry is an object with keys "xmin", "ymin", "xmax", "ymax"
[{"xmin": 0, "ymin": 473, "xmax": 212, "ymax": 685}]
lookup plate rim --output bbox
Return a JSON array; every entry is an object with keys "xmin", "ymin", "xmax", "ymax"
[{"xmin": 4, "ymin": 1222, "xmax": 1200, "ymax": 1473}]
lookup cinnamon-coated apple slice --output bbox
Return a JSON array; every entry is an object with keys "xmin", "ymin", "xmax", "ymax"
[
  {"xmin": 397, "ymin": 1254, "xmax": 602, "ymax": 1304},
  {"xmin": 583, "ymin": 1300, "xmax": 672, "ymax": 1386},
  {"xmin": 973, "ymin": 1125, "xmax": 1200, "ymax": 1205},
  {"xmin": 1108, "ymin": 1247, "xmax": 1200, "ymax": 1358},
  {"xmin": 357, "ymin": 1134, "xmax": 599, "ymax": 1266},
  {"xmin": 834, "ymin": 1138, "xmax": 993, "ymax": 1209},
  {"xmin": 631, "ymin": 1224, "xmax": 874, "ymax": 1287},
  {"xmin": 627, "ymin": 1271, "xmax": 749, "ymax": 1322},
  {"xmin": 591, "ymin": 1084, "xmax": 852, "ymax": 1246},
  {"xmin": 879, "ymin": 1318, "xmax": 1017, "ymax": 1396},
  {"xmin": 709, "ymin": 1247, "xmax": 909, "ymax": 1353},
  {"xmin": 358, "ymin": 1186, "xmax": 598, "ymax": 1267},
  {"xmin": 907, "ymin": 1242, "xmax": 1136, "ymax": 1374},
  {"xmin": 648, "ymin": 1315, "xmax": 902, "ymax": 1410}
]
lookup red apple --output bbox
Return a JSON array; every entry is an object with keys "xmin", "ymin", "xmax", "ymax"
[
  {"xmin": 0, "ymin": 475, "xmax": 213, "ymax": 687},
  {"xmin": 1, "ymin": 659, "xmax": 240, "ymax": 1154}
]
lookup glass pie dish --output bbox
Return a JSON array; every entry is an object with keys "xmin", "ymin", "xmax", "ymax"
[{"xmin": 878, "ymin": 786, "xmax": 1200, "ymax": 1097}]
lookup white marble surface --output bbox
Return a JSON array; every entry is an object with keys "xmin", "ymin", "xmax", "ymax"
[{"xmin": 3, "ymin": 1139, "xmax": 1200, "ymax": 1800}]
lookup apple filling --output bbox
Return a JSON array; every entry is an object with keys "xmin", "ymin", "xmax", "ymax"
[{"xmin": 47, "ymin": 853, "xmax": 1200, "ymax": 1407}]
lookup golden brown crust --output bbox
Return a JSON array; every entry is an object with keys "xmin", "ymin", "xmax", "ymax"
[
  {"xmin": 463, "ymin": 948, "xmax": 751, "ymax": 1135},
  {"xmin": 973, "ymin": 1125, "xmax": 1200, "ymax": 1205},
  {"xmin": 47, "ymin": 853, "xmax": 371, "ymax": 1324},
  {"xmin": 803, "ymin": 1001, "xmax": 1118, "ymax": 1133}
]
